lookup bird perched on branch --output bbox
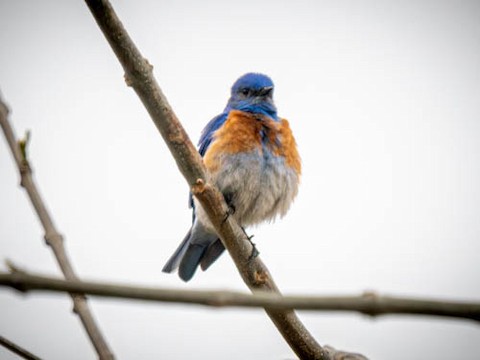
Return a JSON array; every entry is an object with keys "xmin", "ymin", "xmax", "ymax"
[{"xmin": 162, "ymin": 73, "xmax": 301, "ymax": 281}]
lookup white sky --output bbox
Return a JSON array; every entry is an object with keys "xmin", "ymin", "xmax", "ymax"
[{"xmin": 1, "ymin": 1, "xmax": 479, "ymax": 359}]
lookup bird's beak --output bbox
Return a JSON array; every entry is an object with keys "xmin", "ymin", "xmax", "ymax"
[{"xmin": 258, "ymin": 86, "xmax": 273, "ymax": 97}]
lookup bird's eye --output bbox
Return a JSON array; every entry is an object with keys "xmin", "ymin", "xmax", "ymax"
[{"xmin": 241, "ymin": 88, "xmax": 249, "ymax": 96}]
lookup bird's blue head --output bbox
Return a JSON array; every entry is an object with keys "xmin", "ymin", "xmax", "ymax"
[{"xmin": 225, "ymin": 73, "xmax": 278, "ymax": 120}]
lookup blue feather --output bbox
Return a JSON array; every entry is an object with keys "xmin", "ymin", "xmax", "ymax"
[
  {"xmin": 198, "ymin": 113, "xmax": 228, "ymax": 157},
  {"xmin": 198, "ymin": 73, "xmax": 278, "ymax": 159}
]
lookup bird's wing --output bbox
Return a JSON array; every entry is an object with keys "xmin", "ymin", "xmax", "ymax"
[
  {"xmin": 198, "ymin": 112, "xmax": 228, "ymax": 157},
  {"xmin": 188, "ymin": 112, "xmax": 229, "ymax": 210}
]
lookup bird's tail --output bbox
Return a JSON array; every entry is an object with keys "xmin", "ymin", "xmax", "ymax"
[
  {"xmin": 162, "ymin": 228, "xmax": 192, "ymax": 274},
  {"xmin": 178, "ymin": 243, "xmax": 208, "ymax": 282},
  {"xmin": 162, "ymin": 225, "xmax": 222, "ymax": 282}
]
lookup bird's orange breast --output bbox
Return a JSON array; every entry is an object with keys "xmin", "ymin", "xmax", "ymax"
[{"xmin": 203, "ymin": 110, "xmax": 301, "ymax": 176}]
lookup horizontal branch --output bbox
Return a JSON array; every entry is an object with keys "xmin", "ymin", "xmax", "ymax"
[{"xmin": 2, "ymin": 270, "xmax": 479, "ymax": 322}]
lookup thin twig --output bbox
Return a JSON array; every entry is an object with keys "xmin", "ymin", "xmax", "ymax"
[
  {"xmin": 1, "ymin": 270, "xmax": 479, "ymax": 322},
  {"xmin": 0, "ymin": 335, "xmax": 43, "ymax": 360},
  {"xmin": 83, "ymin": 1, "xmax": 334, "ymax": 359},
  {"xmin": 0, "ymin": 96, "xmax": 115, "ymax": 360}
]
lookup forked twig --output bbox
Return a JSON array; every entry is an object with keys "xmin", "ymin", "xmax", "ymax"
[{"xmin": 0, "ymin": 97, "xmax": 114, "ymax": 360}]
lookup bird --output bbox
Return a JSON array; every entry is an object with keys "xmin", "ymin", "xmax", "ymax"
[{"xmin": 162, "ymin": 73, "xmax": 301, "ymax": 281}]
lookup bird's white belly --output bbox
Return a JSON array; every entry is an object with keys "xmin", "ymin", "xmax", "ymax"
[{"xmin": 205, "ymin": 148, "xmax": 299, "ymax": 227}]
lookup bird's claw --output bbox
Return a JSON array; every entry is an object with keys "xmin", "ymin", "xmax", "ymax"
[
  {"xmin": 222, "ymin": 205, "xmax": 236, "ymax": 224},
  {"xmin": 248, "ymin": 241, "xmax": 260, "ymax": 261},
  {"xmin": 240, "ymin": 227, "xmax": 259, "ymax": 261}
]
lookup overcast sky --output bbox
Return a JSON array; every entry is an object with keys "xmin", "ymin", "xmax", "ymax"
[{"xmin": 1, "ymin": 1, "xmax": 479, "ymax": 359}]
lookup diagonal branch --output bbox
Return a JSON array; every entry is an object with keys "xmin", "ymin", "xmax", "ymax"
[
  {"xmin": 83, "ymin": 1, "xmax": 350, "ymax": 359},
  {"xmin": 2, "ymin": 270, "xmax": 480, "ymax": 322},
  {"xmin": 0, "ymin": 96, "xmax": 115, "ymax": 360},
  {"xmin": 0, "ymin": 335, "xmax": 42, "ymax": 360}
]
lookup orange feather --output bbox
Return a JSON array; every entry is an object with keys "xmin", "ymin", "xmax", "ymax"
[{"xmin": 203, "ymin": 110, "xmax": 301, "ymax": 176}]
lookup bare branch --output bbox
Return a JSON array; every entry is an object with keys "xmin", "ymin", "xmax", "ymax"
[
  {"xmin": 1, "ymin": 270, "xmax": 479, "ymax": 323},
  {"xmin": 0, "ymin": 96, "xmax": 115, "ymax": 360},
  {"xmin": 0, "ymin": 335, "xmax": 42, "ymax": 360},
  {"xmin": 83, "ymin": 1, "xmax": 332, "ymax": 358},
  {"xmin": 324, "ymin": 346, "xmax": 369, "ymax": 360}
]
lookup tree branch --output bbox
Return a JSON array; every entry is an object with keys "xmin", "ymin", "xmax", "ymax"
[
  {"xmin": 83, "ymin": 0, "xmax": 331, "ymax": 358},
  {"xmin": 0, "ymin": 96, "xmax": 115, "ymax": 360},
  {"xmin": 0, "ymin": 335, "xmax": 42, "ymax": 360},
  {"xmin": 1, "ymin": 270, "xmax": 479, "ymax": 322}
]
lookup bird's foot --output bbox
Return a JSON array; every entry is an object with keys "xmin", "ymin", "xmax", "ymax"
[
  {"xmin": 222, "ymin": 204, "xmax": 236, "ymax": 224},
  {"xmin": 241, "ymin": 226, "xmax": 260, "ymax": 261},
  {"xmin": 248, "ymin": 242, "xmax": 260, "ymax": 261}
]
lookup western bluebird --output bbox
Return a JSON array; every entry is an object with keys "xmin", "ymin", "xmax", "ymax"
[{"xmin": 162, "ymin": 73, "xmax": 301, "ymax": 281}]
